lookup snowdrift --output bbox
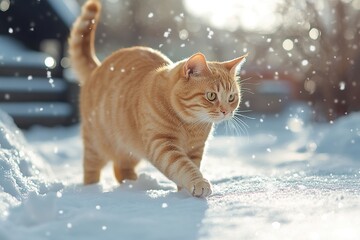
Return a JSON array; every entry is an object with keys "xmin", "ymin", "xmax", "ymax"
[{"xmin": 0, "ymin": 110, "xmax": 55, "ymax": 216}]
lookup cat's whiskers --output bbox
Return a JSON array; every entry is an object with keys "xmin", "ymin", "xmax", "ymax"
[
  {"xmin": 233, "ymin": 118, "xmax": 247, "ymax": 136},
  {"xmin": 232, "ymin": 115, "xmax": 250, "ymax": 139},
  {"xmin": 237, "ymin": 76, "xmax": 252, "ymax": 84},
  {"xmin": 234, "ymin": 109, "xmax": 255, "ymax": 120},
  {"xmin": 222, "ymin": 118, "xmax": 238, "ymax": 136},
  {"xmin": 190, "ymin": 114, "xmax": 213, "ymax": 130},
  {"xmin": 240, "ymin": 87, "xmax": 255, "ymax": 95},
  {"xmin": 216, "ymin": 107, "xmax": 253, "ymax": 139},
  {"xmin": 224, "ymin": 119, "xmax": 232, "ymax": 136}
]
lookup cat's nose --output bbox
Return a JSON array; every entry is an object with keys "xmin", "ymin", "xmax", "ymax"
[
  {"xmin": 220, "ymin": 106, "xmax": 229, "ymax": 116},
  {"xmin": 220, "ymin": 109, "xmax": 228, "ymax": 115}
]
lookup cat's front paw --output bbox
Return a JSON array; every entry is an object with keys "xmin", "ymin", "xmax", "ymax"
[{"xmin": 190, "ymin": 178, "xmax": 212, "ymax": 198}]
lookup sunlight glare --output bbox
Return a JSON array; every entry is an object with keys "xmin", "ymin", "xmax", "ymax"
[{"xmin": 184, "ymin": 0, "xmax": 282, "ymax": 33}]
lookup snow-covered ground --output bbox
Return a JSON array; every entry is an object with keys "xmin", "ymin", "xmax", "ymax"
[{"xmin": 0, "ymin": 104, "xmax": 360, "ymax": 240}]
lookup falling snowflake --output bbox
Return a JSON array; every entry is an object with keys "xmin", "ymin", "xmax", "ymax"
[
  {"xmin": 339, "ymin": 81, "xmax": 346, "ymax": 90},
  {"xmin": 206, "ymin": 27, "xmax": 214, "ymax": 39},
  {"xmin": 164, "ymin": 28, "xmax": 171, "ymax": 38},
  {"xmin": 301, "ymin": 60, "xmax": 309, "ymax": 66}
]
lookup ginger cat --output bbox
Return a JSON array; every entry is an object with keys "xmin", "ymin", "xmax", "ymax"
[{"xmin": 69, "ymin": 0, "xmax": 247, "ymax": 197}]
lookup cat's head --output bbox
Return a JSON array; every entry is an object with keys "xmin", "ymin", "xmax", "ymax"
[{"xmin": 171, "ymin": 53, "xmax": 247, "ymax": 124}]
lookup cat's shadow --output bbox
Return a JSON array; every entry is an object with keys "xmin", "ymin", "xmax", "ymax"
[{"xmin": 79, "ymin": 179, "xmax": 209, "ymax": 239}]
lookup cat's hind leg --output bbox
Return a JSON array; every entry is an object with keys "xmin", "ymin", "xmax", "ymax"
[
  {"xmin": 83, "ymin": 145, "xmax": 107, "ymax": 185},
  {"xmin": 82, "ymin": 127, "xmax": 108, "ymax": 184},
  {"xmin": 113, "ymin": 151, "xmax": 140, "ymax": 183}
]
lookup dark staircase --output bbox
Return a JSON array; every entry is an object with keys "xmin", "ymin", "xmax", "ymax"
[{"xmin": 0, "ymin": 0, "xmax": 80, "ymax": 128}]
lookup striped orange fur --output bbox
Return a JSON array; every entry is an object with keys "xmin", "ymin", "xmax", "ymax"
[{"xmin": 69, "ymin": 0, "xmax": 247, "ymax": 197}]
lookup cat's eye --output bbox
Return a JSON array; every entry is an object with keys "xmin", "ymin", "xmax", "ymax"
[
  {"xmin": 206, "ymin": 92, "xmax": 217, "ymax": 102},
  {"xmin": 228, "ymin": 94, "xmax": 236, "ymax": 102}
]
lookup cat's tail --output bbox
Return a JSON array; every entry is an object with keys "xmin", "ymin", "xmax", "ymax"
[{"xmin": 69, "ymin": 0, "xmax": 101, "ymax": 84}]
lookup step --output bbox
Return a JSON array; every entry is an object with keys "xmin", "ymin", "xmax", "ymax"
[
  {"xmin": 0, "ymin": 102, "xmax": 75, "ymax": 128},
  {"xmin": 0, "ymin": 77, "xmax": 68, "ymax": 102},
  {"xmin": 0, "ymin": 36, "xmax": 53, "ymax": 76}
]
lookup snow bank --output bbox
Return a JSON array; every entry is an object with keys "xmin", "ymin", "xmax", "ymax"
[
  {"xmin": 315, "ymin": 112, "xmax": 360, "ymax": 158},
  {"xmin": 0, "ymin": 110, "xmax": 56, "ymax": 218},
  {"xmin": 299, "ymin": 112, "xmax": 360, "ymax": 175}
]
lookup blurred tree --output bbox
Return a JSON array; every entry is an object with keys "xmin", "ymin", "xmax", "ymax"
[{"xmin": 280, "ymin": 0, "xmax": 360, "ymax": 120}]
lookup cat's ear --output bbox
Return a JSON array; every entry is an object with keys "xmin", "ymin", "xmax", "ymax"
[
  {"xmin": 183, "ymin": 53, "xmax": 211, "ymax": 79},
  {"xmin": 222, "ymin": 53, "xmax": 248, "ymax": 76}
]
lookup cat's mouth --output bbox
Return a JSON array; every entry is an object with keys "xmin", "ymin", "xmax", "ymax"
[{"xmin": 208, "ymin": 113, "xmax": 232, "ymax": 123}]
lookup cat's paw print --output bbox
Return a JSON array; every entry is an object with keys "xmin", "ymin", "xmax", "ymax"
[{"xmin": 190, "ymin": 178, "xmax": 212, "ymax": 198}]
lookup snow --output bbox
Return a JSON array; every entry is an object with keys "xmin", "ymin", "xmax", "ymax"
[
  {"xmin": 0, "ymin": 105, "xmax": 360, "ymax": 240},
  {"xmin": 0, "ymin": 110, "xmax": 57, "ymax": 219}
]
